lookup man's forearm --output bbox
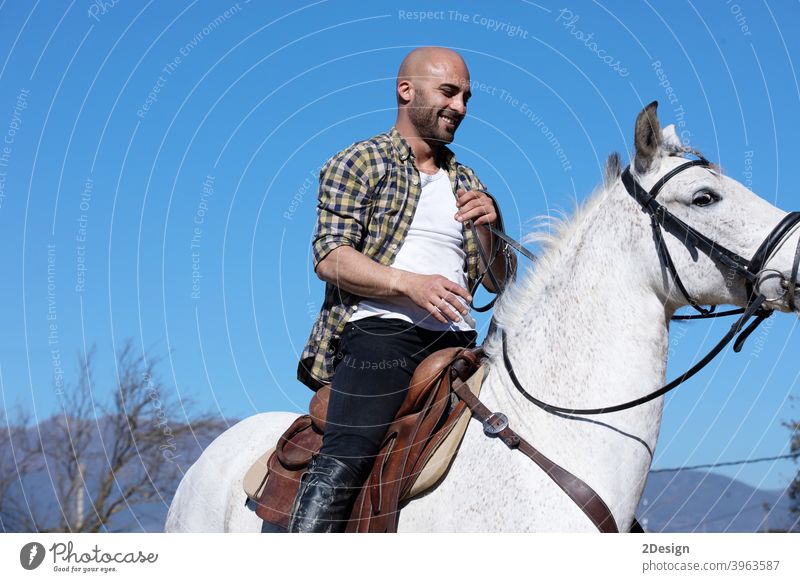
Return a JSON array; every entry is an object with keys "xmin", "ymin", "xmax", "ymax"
[
  {"xmin": 315, "ymin": 245, "xmax": 474, "ymax": 324},
  {"xmin": 315, "ymin": 245, "xmax": 408, "ymax": 298}
]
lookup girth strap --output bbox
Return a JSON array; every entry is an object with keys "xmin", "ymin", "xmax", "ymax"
[{"xmin": 450, "ymin": 375, "xmax": 619, "ymax": 533}]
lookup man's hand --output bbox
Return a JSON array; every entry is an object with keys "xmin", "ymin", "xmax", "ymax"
[
  {"xmin": 455, "ymin": 189, "xmax": 497, "ymax": 227},
  {"xmin": 454, "ymin": 188, "xmax": 515, "ymax": 293},
  {"xmin": 316, "ymin": 247, "xmax": 473, "ymax": 323},
  {"xmin": 398, "ymin": 272, "xmax": 472, "ymax": 324}
]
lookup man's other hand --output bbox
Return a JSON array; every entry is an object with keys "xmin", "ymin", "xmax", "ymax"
[{"xmin": 398, "ymin": 272, "xmax": 472, "ymax": 324}]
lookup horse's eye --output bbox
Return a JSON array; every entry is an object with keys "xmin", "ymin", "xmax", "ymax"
[{"xmin": 692, "ymin": 190, "xmax": 718, "ymax": 207}]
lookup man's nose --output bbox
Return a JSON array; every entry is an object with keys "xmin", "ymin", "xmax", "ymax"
[{"xmin": 451, "ymin": 95, "xmax": 467, "ymax": 116}]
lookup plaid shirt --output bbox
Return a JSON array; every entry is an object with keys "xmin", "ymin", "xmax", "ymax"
[{"xmin": 297, "ymin": 127, "xmax": 499, "ymax": 390}]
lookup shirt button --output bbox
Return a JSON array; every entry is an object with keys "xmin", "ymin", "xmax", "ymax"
[{"xmin": 391, "ymin": 243, "xmax": 398, "ymax": 250}]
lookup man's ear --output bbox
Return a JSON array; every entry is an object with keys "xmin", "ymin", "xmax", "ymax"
[{"xmin": 397, "ymin": 80, "xmax": 414, "ymax": 105}]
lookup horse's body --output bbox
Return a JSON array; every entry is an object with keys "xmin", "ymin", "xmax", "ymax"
[{"xmin": 165, "ymin": 104, "xmax": 799, "ymax": 533}]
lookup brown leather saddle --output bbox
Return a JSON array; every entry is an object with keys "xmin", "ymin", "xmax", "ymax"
[
  {"xmin": 248, "ymin": 344, "xmax": 634, "ymax": 533},
  {"xmin": 251, "ymin": 346, "xmax": 484, "ymax": 533}
]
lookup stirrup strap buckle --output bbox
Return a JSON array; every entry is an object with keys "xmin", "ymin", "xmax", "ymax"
[{"xmin": 482, "ymin": 412, "xmax": 509, "ymax": 436}]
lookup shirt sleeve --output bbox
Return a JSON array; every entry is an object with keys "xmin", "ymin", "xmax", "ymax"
[{"xmin": 311, "ymin": 148, "xmax": 373, "ymax": 270}]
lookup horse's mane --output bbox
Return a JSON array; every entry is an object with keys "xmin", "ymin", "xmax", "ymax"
[{"xmin": 483, "ymin": 153, "xmax": 622, "ymax": 358}]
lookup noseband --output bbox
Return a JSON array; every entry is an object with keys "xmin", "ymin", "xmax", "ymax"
[{"xmin": 501, "ymin": 155, "xmax": 800, "ymax": 415}]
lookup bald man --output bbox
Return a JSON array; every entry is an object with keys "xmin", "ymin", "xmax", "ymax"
[{"xmin": 289, "ymin": 47, "xmax": 515, "ymax": 533}]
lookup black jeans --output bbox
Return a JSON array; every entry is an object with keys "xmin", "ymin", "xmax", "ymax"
[{"xmin": 319, "ymin": 316, "xmax": 477, "ymax": 475}]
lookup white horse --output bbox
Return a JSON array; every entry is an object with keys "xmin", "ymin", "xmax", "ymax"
[{"xmin": 166, "ymin": 103, "xmax": 800, "ymax": 533}]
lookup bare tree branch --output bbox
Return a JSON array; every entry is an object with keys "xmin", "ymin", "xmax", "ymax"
[{"xmin": 1, "ymin": 340, "xmax": 226, "ymax": 532}]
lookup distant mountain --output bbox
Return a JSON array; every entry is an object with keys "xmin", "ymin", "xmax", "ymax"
[
  {"xmin": 3, "ymin": 416, "xmax": 798, "ymax": 532},
  {"xmin": 638, "ymin": 470, "xmax": 799, "ymax": 532}
]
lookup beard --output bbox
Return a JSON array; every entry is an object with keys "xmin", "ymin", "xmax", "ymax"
[{"xmin": 407, "ymin": 88, "xmax": 460, "ymax": 145}]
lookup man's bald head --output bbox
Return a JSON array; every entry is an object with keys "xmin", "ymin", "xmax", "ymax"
[
  {"xmin": 395, "ymin": 47, "xmax": 471, "ymax": 146},
  {"xmin": 397, "ymin": 47, "xmax": 469, "ymax": 86}
]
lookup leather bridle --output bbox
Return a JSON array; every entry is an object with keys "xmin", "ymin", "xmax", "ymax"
[
  {"xmin": 500, "ymin": 155, "xmax": 800, "ymax": 415},
  {"xmin": 622, "ymin": 157, "xmax": 800, "ymax": 311},
  {"xmin": 456, "ymin": 155, "xmax": 800, "ymax": 532}
]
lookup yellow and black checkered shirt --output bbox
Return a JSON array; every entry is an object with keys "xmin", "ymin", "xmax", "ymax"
[{"xmin": 297, "ymin": 127, "xmax": 494, "ymax": 390}]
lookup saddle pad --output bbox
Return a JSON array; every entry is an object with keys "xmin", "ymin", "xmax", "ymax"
[
  {"xmin": 404, "ymin": 365, "xmax": 484, "ymax": 499},
  {"xmin": 243, "ymin": 446, "xmax": 275, "ymax": 501}
]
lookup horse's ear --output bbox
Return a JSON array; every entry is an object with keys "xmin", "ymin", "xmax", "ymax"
[{"xmin": 634, "ymin": 101, "xmax": 662, "ymax": 173}]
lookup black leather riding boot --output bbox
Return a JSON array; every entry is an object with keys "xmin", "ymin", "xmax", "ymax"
[{"xmin": 288, "ymin": 455, "xmax": 364, "ymax": 533}]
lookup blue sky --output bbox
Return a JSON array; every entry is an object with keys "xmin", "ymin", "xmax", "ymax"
[{"xmin": 0, "ymin": 0, "xmax": 799, "ymax": 492}]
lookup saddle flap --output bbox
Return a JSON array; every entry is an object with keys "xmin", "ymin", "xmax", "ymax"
[
  {"xmin": 405, "ymin": 365, "xmax": 484, "ymax": 498},
  {"xmin": 348, "ymin": 347, "xmax": 485, "ymax": 532}
]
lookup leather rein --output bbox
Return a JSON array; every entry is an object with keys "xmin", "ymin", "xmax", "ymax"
[{"xmin": 500, "ymin": 156, "xmax": 800, "ymax": 415}]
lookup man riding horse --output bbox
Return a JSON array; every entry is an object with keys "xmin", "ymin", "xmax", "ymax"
[{"xmin": 291, "ymin": 47, "xmax": 516, "ymax": 532}]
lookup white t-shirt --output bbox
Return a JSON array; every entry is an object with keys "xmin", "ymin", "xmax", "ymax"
[{"xmin": 349, "ymin": 168, "xmax": 475, "ymax": 332}]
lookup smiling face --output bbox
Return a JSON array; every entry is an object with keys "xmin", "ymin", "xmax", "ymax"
[{"xmin": 396, "ymin": 48, "xmax": 471, "ymax": 146}]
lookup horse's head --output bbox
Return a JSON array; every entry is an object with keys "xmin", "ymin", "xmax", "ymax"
[{"xmin": 627, "ymin": 101, "xmax": 800, "ymax": 313}]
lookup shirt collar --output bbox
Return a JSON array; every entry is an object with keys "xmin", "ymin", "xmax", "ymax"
[{"xmin": 389, "ymin": 127, "xmax": 413, "ymax": 162}]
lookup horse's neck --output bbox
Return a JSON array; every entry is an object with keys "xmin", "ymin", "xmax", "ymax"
[{"xmin": 483, "ymin": 184, "xmax": 670, "ymax": 465}]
